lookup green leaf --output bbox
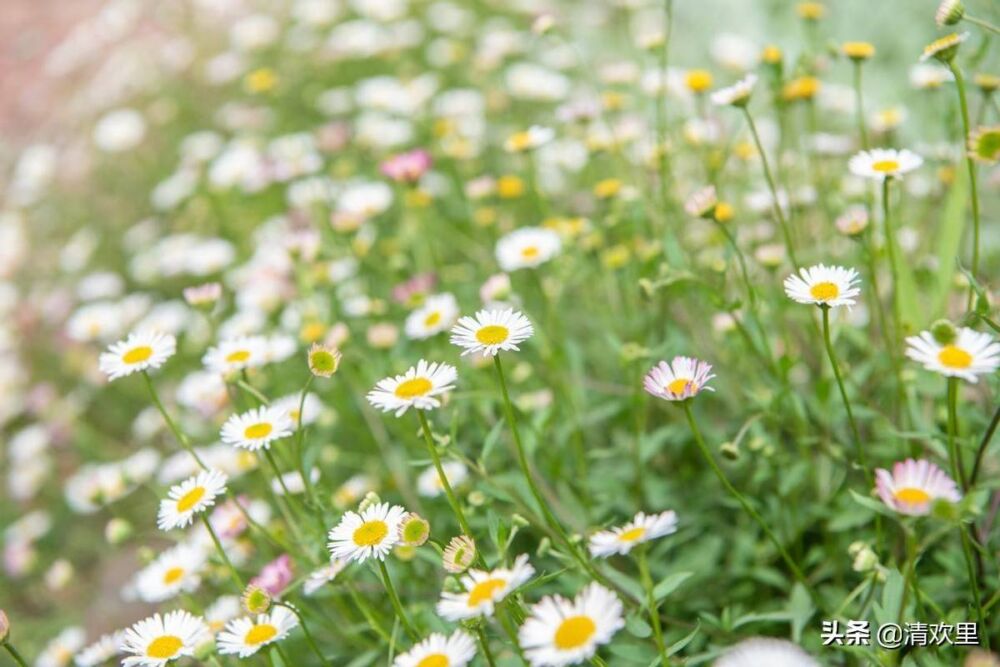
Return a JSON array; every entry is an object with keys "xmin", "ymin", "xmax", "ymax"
[
  {"xmin": 849, "ymin": 489, "xmax": 896, "ymax": 519},
  {"xmin": 929, "ymin": 174, "xmax": 969, "ymax": 318},
  {"xmin": 873, "ymin": 569, "xmax": 905, "ymax": 626},
  {"xmin": 667, "ymin": 621, "xmax": 701, "ymax": 656},
  {"xmin": 787, "ymin": 583, "xmax": 814, "ymax": 642},
  {"xmin": 625, "ymin": 612, "xmax": 653, "ymax": 638},
  {"xmin": 652, "ymin": 571, "xmax": 694, "ymax": 603}
]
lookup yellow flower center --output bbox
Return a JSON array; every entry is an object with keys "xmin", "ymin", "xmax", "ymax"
[
  {"xmin": 245, "ymin": 623, "xmax": 278, "ymax": 646},
  {"xmin": 353, "ymin": 519, "xmax": 388, "ymax": 546},
  {"xmin": 520, "ymin": 245, "xmax": 540, "ymax": 259},
  {"xmin": 871, "ymin": 160, "xmax": 899, "ymax": 173},
  {"xmin": 554, "ymin": 615, "xmax": 597, "ymax": 650},
  {"xmin": 226, "ymin": 349, "xmax": 251, "ymax": 363},
  {"xmin": 475, "ymin": 325, "xmax": 510, "ymax": 345},
  {"xmin": 424, "ymin": 311, "xmax": 442, "ymax": 327},
  {"xmin": 244, "ymin": 422, "xmax": 273, "ymax": 439},
  {"xmin": 467, "ymin": 578, "xmax": 507, "ymax": 607},
  {"xmin": 618, "ymin": 527, "xmax": 647, "ymax": 542},
  {"xmin": 417, "ymin": 655, "xmax": 450, "ymax": 667},
  {"xmin": 666, "ymin": 378, "xmax": 694, "ymax": 396},
  {"xmin": 147, "ymin": 635, "xmax": 183, "ymax": 659},
  {"xmin": 938, "ymin": 345, "xmax": 972, "ymax": 369},
  {"xmin": 395, "ymin": 377, "xmax": 433, "ymax": 399},
  {"xmin": 809, "ymin": 281, "xmax": 839, "ymax": 301},
  {"xmin": 176, "ymin": 486, "xmax": 206, "ymax": 513},
  {"xmin": 123, "ymin": 346, "xmax": 153, "ymax": 364},
  {"xmin": 508, "ymin": 132, "xmax": 533, "ymax": 151},
  {"xmin": 893, "ymin": 487, "xmax": 931, "ymax": 505},
  {"xmin": 685, "ymin": 69, "xmax": 713, "ymax": 93},
  {"xmin": 163, "ymin": 567, "xmax": 185, "ymax": 584}
]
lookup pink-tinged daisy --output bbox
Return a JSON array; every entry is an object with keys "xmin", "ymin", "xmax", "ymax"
[
  {"xmin": 380, "ymin": 149, "xmax": 432, "ymax": 184},
  {"xmin": 783, "ymin": 264, "xmax": 861, "ymax": 308},
  {"xmin": 905, "ymin": 327, "xmax": 1000, "ymax": 383},
  {"xmin": 643, "ymin": 357, "xmax": 715, "ymax": 402},
  {"xmin": 875, "ymin": 459, "xmax": 962, "ymax": 516}
]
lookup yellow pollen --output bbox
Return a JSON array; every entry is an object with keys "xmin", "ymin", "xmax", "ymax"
[
  {"xmin": 394, "ymin": 377, "xmax": 433, "ymax": 399},
  {"xmin": 809, "ymin": 281, "xmax": 839, "ymax": 301},
  {"xmin": 416, "ymin": 655, "xmax": 450, "ymax": 667},
  {"xmin": 618, "ymin": 527, "xmax": 647, "ymax": 542},
  {"xmin": 176, "ymin": 486, "xmax": 206, "ymax": 513},
  {"xmin": 520, "ymin": 245, "xmax": 540, "ymax": 259},
  {"xmin": 245, "ymin": 623, "xmax": 278, "ymax": 646},
  {"xmin": 475, "ymin": 325, "xmax": 509, "ymax": 345},
  {"xmin": 244, "ymin": 422, "xmax": 273, "ymax": 439},
  {"xmin": 147, "ymin": 635, "xmax": 183, "ymax": 659},
  {"xmin": 226, "ymin": 349, "xmax": 251, "ymax": 363},
  {"xmin": 424, "ymin": 311, "xmax": 442, "ymax": 327},
  {"xmin": 467, "ymin": 578, "xmax": 507, "ymax": 607},
  {"xmin": 123, "ymin": 346, "xmax": 153, "ymax": 364},
  {"xmin": 666, "ymin": 378, "xmax": 693, "ymax": 396},
  {"xmin": 871, "ymin": 160, "xmax": 899, "ymax": 173},
  {"xmin": 554, "ymin": 616, "xmax": 597, "ymax": 650},
  {"xmin": 508, "ymin": 132, "xmax": 532, "ymax": 151},
  {"xmin": 163, "ymin": 567, "xmax": 185, "ymax": 585},
  {"xmin": 893, "ymin": 487, "xmax": 931, "ymax": 505},
  {"xmin": 353, "ymin": 519, "xmax": 388, "ymax": 546},
  {"xmin": 938, "ymin": 345, "xmax": 972, "ymax": 369}
]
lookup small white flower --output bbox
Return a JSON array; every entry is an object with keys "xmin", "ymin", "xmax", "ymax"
[
  {"xmin": 99, "ymin": 331, "xmax": 176, "ymax": 381},
  {"xmin": 496, "ymin": 227, "xmax": 561, "ymax": 272},
  {"xmin": 394, "ymin": 630, "xmax": 478, "ymax": 667},
  {"xmin": 588, "ymin": 510, "xmax": 678, "ymax": 558},
  {"xmin": 437, "ymin": 554, "xmax": 535, "ymax": 621},
  {"xmin": 217, "ymin": 607, "xmax": 298, "ymax": 658},
  {"xmin": 783, "ymin": 264, "xmax": 861, "ymax": 308},
  {"xmin": 366, "ymin": 360, "xmax": 457, "ymax": 417},
  {"xmin": 713, "ymin": 637, "xmax": 819, "ymax": 667},
  {"xmin": 504, "ymin": 126, "xmax": 556, "ymax": 153},
  {"xmin": 405, "ymin": 293, "xmax": 460, "ymax": 340},
  {"xmin": 328, "ymin": 502, "xmax": 406, "ymax": 563},
  {"xmin": 417, "ymin": 460, "xmax": 469, "ymax": 497},
  {"xmin": 202, "ymin": 336, "xmax": 269, "ymax": 374},
  {"xmin": 134, "ymin": 543, "xmax": 207, "ymax": 603},
  {"xmin": 36, "ymin": 626, "xmax": 85, "ymax": 667},
  {"xmin": 848, "ymin": 148, "xmax": 922, "ymax": 181},
  {"xmin": 875, "ymin": 458, "xmax": 962, "ymax": 516},
  {"xmin": 904, "ymin": 327, "xmax": 1000, "ymax": 383},
  {"xmin": 643, "ymin": 357, "xmax": 716, "ymax": 402},
  {"xmin": 157, "ymin": 469, "xmax": 228, "ymax": 531},
  {"xmin": 710, "ymin": 73, "xmax": 757, "ymax": 107},
  {"xmin": 75, "ymin": 630, "xmax": 124, "ymax": 667},
  {"xmin": 519, "ymin": 583, "xmax": 625, "ymax": 667},
  {"xmin": 303, "ymin": 560, "xmax": 348, "ymax": 596},
  {"xmin": 119, "ymin": 610, "xmax": 209, "ymax": 667},
  {"xmin": 221, "ymin": 406, "xmax": 294, "ymax": 451},
  {"xmin": 450, "ymin": 308, "xmax": 534, "ymax": 357}
]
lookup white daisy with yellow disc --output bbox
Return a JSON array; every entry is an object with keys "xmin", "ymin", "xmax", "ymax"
[
  {"xmin": 366, "ymin": 360, "xmax": 457, "ymax": 417},
  {"xmin": 588, "ymin": 510, "xmax": 678, "ymax": 558},
  {"xmin": 221, "ymin": 406, "xmax": 294, "ymax": 451},
  {"xmin": 905, "ymin": 327, "xmax": 1000, "ymax": 383},
  {"xmin": 202, "ymin": 336, "xmax": 268, "ymax": 375},
  {"xmin": 643, "ymin": 356, "xmax": 716, "ymax": 402},
  {"xmin": 327, "ymin": 502, "xmax": 406, "ymax": 563},
  {"xmin": 437, "ymin": 554, "xmax": 535, "ymax": 621},
  {"xmin": 217, "ymin": 606, "xmax": 298, "ymax": 658},
  {"xmin": 405, "ymin": 292, "xmax": 460, "ymax": 340},
  {"xmin": 99, "ymin": 331, "xmax": 177, "ymax": 381},
  {"xmin": 157, "ymin": 469, "xmax": 228, "ymax": 531},
  {"xmin": 848, "ymin": 148, "xmax": 922, "ymax": 181},
  {"xmin": 393, "ymin": 630, "xmax": 478, "ymax": 667},
  {"xmin": 518, "ymin": 583, "xmax": 624, "ymax": 667},
  {"xmin": 134, "ymin": 543, "xmax": 207, "ymax": 603},
  {"xmin": 495, "ymin": 227, "xmax": 562, "ymax": 272},
  {"xmin": 714, "ymin": 637, "xmax": 819, "ymax": 667},
  {"xmin": 875, "ymin": 458, "xmax": 961, "ymax": 517},
  {"xmin": 783, "ymin": 264, "xmax": 861, "ymax": 309},
  {"xmin": 450, "ymin": 308, "xmax": 534, "ymax": 357},
  {"xmin": 119, "ymin": 610, "xmax": 208, "ymax": 667}
]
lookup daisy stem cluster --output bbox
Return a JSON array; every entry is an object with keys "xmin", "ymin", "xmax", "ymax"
[
  {"xmin": 819, "ymin": 306, "xmax": 866, "ymax": 474},
  {"xmin": 376, "ymin": 560, "xmax": 418, "ymax": 641},
  {"xmin": 416, "ymin": 411, "xmax": 474, "ymax": 538}
]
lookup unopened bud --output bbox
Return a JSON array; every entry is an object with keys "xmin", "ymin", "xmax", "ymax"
[
  {"xmin": 105, "ymin": 518, "xmax": 133, "ymax": 545},
  {"xmin": 930, "ymin": 319, "xmax": 958, "ymax": 345}
]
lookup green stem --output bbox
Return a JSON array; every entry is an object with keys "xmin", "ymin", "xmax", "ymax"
[
  {"xmin": 970, "ymin": 402, "xmax": 1000, "ymax": 486},
  {"xmin": 417, "ymin": 411, "xmax": 473, "ymax": 537},
  {"xmin": 292, "ymin": 375, "xmax": 321, "ymax": 508},
  {"xmin": 946, "ymin": 378, "xmax": 968, "ymax": 492},
  {"xmin": 377, "ymin": 560, "xmax": 418, "ymax": 641},
  {"xmin": 142, "ymin": 371, "xmax": 207, "ymax": 470},
  {"xmin": 277, "ymin": 603, "xmax": 331, "ymax": 667},
  {"xmin": 960, "ymin": 527, "xmax": 990, "ymax": 649},
  {"xmin": 897, "ymin": 527, "xmax": 917, "ymax": 624},
  {"xmin": 475, "ymin": 626, "xmax": 499, "ymax": 667},
  {"xmin": 681, "ymin": 403, "xmax": 819, "ymax": 606},
  {"xmin": 948, "ymin": 63, "xmax": 982, "ymax": 306},
  {"xmin": 3, "ymin": 644, "xmax": 28, "ymax": 667},
  {"xmin": 346, "ymin": 582, "xmax": 392, "ymax": 642},
  {"xmin": 637, "ymin": 547, "xmax": 671, "ymax": 667},
  {"xmin": 880, "ymin": 178, "xmax": 903, "ymax": 337},
  {"xmin": 742, "ymin": 106, "xmax": 799, "ymax": 269},
  {"xmin": 852, "ymin": 62, "xmax": 869, "ymax": 149},
  {"xmin": 201, "ymin": 514, "xmax": 244, "ymax": 591},
  {"xmin": 820, "ymin": 306, "xmax": 867, "ymax": 475},
  {"xmin": 964, "ymin": 14, "xmax": 1000, "ymax": 35}
]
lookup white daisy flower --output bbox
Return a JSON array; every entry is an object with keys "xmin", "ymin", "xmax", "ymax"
[
  {"xmin": 303, "ymin": 559, "xmax": 348, "ymax": 596},
  {"xmin": 588, "ymin": 510, "xmax": 678, "ymax": 558},
  {"xmin": 518, "ymin": 583, "xmax": 625, "ymax": 667},
  {"xmin": 495, "ymin": 227, "xmax": 561, "ymax": 272},
  {"xmin": 417, "ymin": 460, "xmax": 469, "ymax": 498},
  {"xmin": 504, "ymin": 125, "xmax": 555, "ymax": 153},
  {"xmin": 157, "ymin": 469, "xmax": 228, "ymax": 531},
  {"xmin": 920, "ymin": 31, "xmax": 969, "ymax": 62},
  {"xmin": 221, "ymin": 406, "xmax": 294, "ymax": 451},
  {"xmin": 405, "ymin": 293, "xmax": 460, "ymax": 340},
  {"xmin": 713, "ymin": 637, "xmax": 819, "ymax": 667},
  {"xmin": 134, "ymin": 543, "xmax": 207, "ymax": 603},
  {"xmin": 272, "ymin": 392, "xmax": 323, "ymax": 428},
  {"xmin": 204, "ymin": 595, "xmax": 242, "ymax": 635},
  {"xmin": 393, "ymin": 630, "xmax": 478, "ymax": 667},
  {"xmin": 366, "ymin": 360, "xmax": 457, "ymax": 417},
  {"xmin": 450, "ymin": 308, "xmax": 534, "ymax": 357},
  {"xmin": 437, "ymin": 554, "xmax": 536, "ymax": 621},
  {"xmin": 75, "ymin": 630, "xmax": 123, "ymax": 667},
  {"xmin": 847, "ymin": 148, "xmax": 922, "ymax": 181},
  {"xmin": 119, "ymin": 610, "xmax": 209, "ymax": 667},
  {"xmin": 904, "ymin": 327, "xmax": 1000, "ymax": 383},
  {"xmin": 783, "ymin": 264, "xmax": 861, "ymax": 308},
  {"xmin": 99, "ymin": 331, "xmax": 177, "ymax": 381},
  {"xmin": 710, "ymin": 73, "xmax": 757, "ymax": 107},
  {"xmin": 202, "ymin": 336, "xmax": 269, "ymax": 374},
  {"xmin": 875, "ymin": 458, "xmax": 962, "ymax": 516},
  {"xmin": 328, "ymin": 502, "xmax": 406, "ymax": 563},
  {"xmin": 217, "ymin": 606, "xmax": 298, "ymax": 658},
  {"xmin": 37, "ymin": 626, "xmax": 85, "ymax": 667},
  {"xmin": 643, "ymin": 357, "xmax": 716, "ymax": 402}
]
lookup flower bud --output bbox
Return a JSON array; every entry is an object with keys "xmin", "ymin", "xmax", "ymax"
[
  {"xmin": 935, "ymin": 0, "xmax": 964, "ymax": 27},
  {"xmin": 930, "ymin": 319, "xmax": 958, "ymax": 345},
  {"xmin": 242, "ymin": 585, "xmax": 272, "ymax": 614},
  {"xmin": 0, "ymin": 610, "xmax": 10, "ymax": 643},
  {"xmin": 105, "ymin": 518, "xmax": 133, "ymax": 545},
  {"xmin": 399, "ymin": 513, "xmax": 430, "ymax": 547},
  {"xmin": 358, "ymin": 491, "xmax": 381, "ymax": 513}
]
